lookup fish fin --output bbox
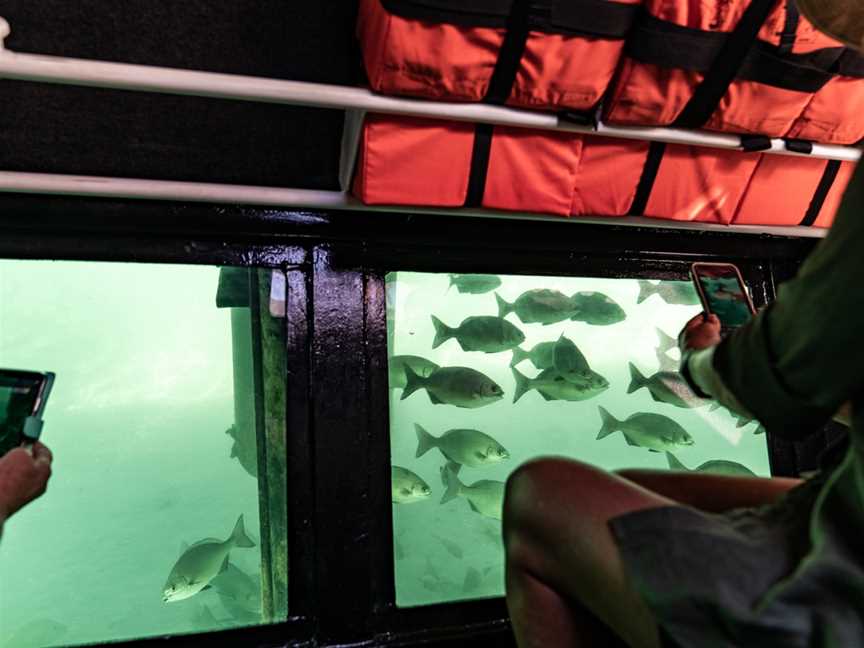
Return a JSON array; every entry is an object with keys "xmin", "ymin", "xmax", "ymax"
[
  {"xmin": 622, "ymin": 434, "xmax": 640, "ymax": 447},
  {"xmin": 463, "ymin": 567, "xmax": 482, "ymax": 592},
  {"xmin": 440, "ymin": 465, "xmax": 462, "ymax": 505},
  {"xmin": 202, "ymin": 584, "xmax": 213, "ymax": 591},
  {"xmin": 447, "ymin": 275, "xmax": 455, "ymax": 292},
  {"xmin": 648, "ymin": 449, "xmax": 660, "ymax": 453},
  {"xmin": 754, "ymin": 425, "xmax": 766, "ymax": 436},
  {"xmin": 230, "ymin": 514, "xmax": 256, "ymax": 549},
  {"xmin": 495, "ymin": 292, "xmax": 513, "ymax": 318},
  {"xmin": 510, "ymin": 346, "xmax": 528, "ymax": 368},
  {"xmin": 649, "ymin": 391, "xmax": 665, "ymax": 403},
  {"xmin": 219, "ymin": 555, "xmax": 230, "ymax": 574},
  {"xmin": 627, "ymin": 362, "xmax": 646, "ymax": 394},
  {"xmin": 428, "ymin": 392, "xmax": 444, "ymax": 405},
  {"xmin": 637, "ymin": 280, "xmax": 655, "ymax": 304},
  {"xmin": 415, "ymin": 424, "xmax": 436, "ymax": 458},
  {"xmin": 400, "ymin": 365, "xmax": 425, "ymax": 401},
  {"xmin": 538, "ymin": 390, "xmax": 555, "ymax": 401},
  {"xmin": 666, "ymin": 453, "xmax": 689, "ymax": 471},
  {"xmin": 230, "ymin": 442, "xmax": 237, "ymax": 459},
  {"xmin": 656, "ymin": 327, "xmax": 677, "ymax": 355},
  {"xmin": 511, "ymin": 366, "xmax": 532, "ymax": 403},
  {"xmin": 447, "ymin": 460, "xmax": 462, "ymax": 477},
  {"xmin": 596, "ymin": 406, "xmax": 620, "ymax": 440},
  {"xmin": 430, "ymin": 315, "xmax": 454, "ymax": 349},
  {"xmin": 467, "ymin": 500, "xmax": 481, "ymax": 514}
]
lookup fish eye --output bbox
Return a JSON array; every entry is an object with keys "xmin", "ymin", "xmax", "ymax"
[{"xmin": 421, "ymin": 485, "xmax": 431, "ymax": 495}]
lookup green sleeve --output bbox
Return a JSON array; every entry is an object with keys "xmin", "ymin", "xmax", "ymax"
[{"xmin": 714, "ymin": 161, "xmax": 864, "ymax": 439}]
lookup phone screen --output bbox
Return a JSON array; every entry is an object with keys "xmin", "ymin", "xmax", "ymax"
[
  {"xmin": 0, "ymin": 372, "xmax": 44, "ymax": 457},
  {"xmin": 692, "ymin": 264, "xmax": 755, "ymax": 330}
]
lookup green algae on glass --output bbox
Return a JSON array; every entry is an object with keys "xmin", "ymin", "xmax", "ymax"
[{"xmin": 387, "ymin": 272, "xmax": 771, "ymax": 608}]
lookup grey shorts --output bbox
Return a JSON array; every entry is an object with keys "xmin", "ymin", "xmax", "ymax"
[{"xmin": 609, "ymin": 479, "xmax": 821, "ymax": 648}]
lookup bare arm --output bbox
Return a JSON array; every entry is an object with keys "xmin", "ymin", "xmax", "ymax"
[{"xmin": 616, "ymin": 469, "xmax": 802, "ymax": 513}]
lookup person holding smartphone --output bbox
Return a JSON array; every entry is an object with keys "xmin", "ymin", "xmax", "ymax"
[{"xmin": 503, "ymin": 3, "xmax": 864, "ymax": 645}]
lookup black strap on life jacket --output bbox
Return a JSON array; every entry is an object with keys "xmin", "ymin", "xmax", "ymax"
[
  {"xmin": 672, "ymin": 0, "xmax": 783, "ymax": 129},
  {"xmin": 380, "ymin": 0, "xmax": 638, "ymax": 37},
  {"xmin": 458, "ymin": 0, "xmax": 638, "ymax": 207},
  {"xmin": 800, "ymin": 160, "xmax": 842, "ymax": 226},
  {"xmin": 626, "ymin": 13, "xmax": 840, "ymax": 95},
  {"xmin": 777, "ymin": 0, "xmax": 799, "ymax": 56},
  {"xmin": 628, "ymin": 141, "xmax": 667, "ymax": 216}
]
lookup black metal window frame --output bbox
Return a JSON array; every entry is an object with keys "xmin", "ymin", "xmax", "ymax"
[{"xmin": 0, "ymin": 195, "xmax": 825, "ymax": 647}]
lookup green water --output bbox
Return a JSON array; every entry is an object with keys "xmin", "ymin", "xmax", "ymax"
[
  {"xmin": 0, "ymin": 261, "xmax": 285, "ymax": 647},
  {"xmin": 387, "ymin": 271, "xmax": 770, "ymax": 608}
]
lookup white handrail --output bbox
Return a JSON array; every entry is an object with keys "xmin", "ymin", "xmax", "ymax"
[
  {"xmin": 0, "ymin": 170, "xmax": 828, "ymax": 238},
  {"xmin": 0, "ymin": 17, "xmax": 859, "ymax": 162}
]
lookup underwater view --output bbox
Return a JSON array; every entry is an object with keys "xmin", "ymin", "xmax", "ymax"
[
  {"xmin": 0, "ymin": 261, "xmax": 286, "ymax": 647},
  {"xmin": 387, "ymin": 271, "xmax": 771, "ymax": 607}
]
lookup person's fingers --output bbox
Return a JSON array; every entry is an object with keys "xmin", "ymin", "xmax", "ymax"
[
  {"xmin": 31, "ymin": 442, "xmax": 52, "ymax": 465},
  {"xmin": 684, "ymin": 312, "xmax": 708, "ymax": 330}
]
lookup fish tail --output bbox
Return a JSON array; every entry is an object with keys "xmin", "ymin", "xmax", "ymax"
[
  {"xmin": 415, "ymin": 424, "xmax": 437, "ymax": 458},
  {"xmin": 656, "ymin": 327, "xmax": 677, "ymax": 355},
  {"xmin": 627, "ymin": 362, "xmax": 647, "ymax": 394},
  {"xmin": 400, "ymin": 365, "xmax": 426, "ymax": 401},
  {"xmin": 596, "ymin": 406, "xmax": 620, "ymax": 440},
  {"xmin": 230, "ymin": 514, "xmax": 256, "ymax": 548},
  {"xmin": 511, "ymin": 366, "xmax": 532, "ymax": 404},
  {"xmin": 440, "ymin": 464, "xmax": 463, "ymax": 505},
  {"xmin": 509, "ymin": 346, "xmax": 528, "ymax": 368},
  {"xmin": 665, "ymin": 452, "xmax": 688, "ymax": 471},
  {"xmin": 495, "ymin": 292, "xmax": 513, "ymax": 318},
  {"xmin": 430, "ymin": 315, "xmax": 454, "ymax": 349},
  {"xmin": 637, "ymin": 280, "xmax": 656, "ymax": 304}
]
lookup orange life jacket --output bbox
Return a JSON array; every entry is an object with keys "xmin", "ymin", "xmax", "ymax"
[
  {"xmin": 357, "ymin": 0, "xmax": 640, "ymax": 113},
  {"xmin": 353, "ymin": 114, "xmax": 854, "ymax": 228},
  {"xmin": 603, "ymin": 0, "xmax": 864, "ymax": 144}
]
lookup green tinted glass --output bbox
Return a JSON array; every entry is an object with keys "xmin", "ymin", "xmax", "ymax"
[
  {"xmin": 387, "ymin": 271, "xmax": 770, "ymax": 608},
  {"xmin": 0, "ymin": 261, "xmax": 287, "ymax": 645}
]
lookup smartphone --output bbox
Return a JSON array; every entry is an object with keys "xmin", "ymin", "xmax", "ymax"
[
  {"xmin": 690, "ymin": 263, "xmax": 756, "ymax": 335},
  {"xmin": 0, "ymin": 369, "xmax": 55, "ymax": 457}
]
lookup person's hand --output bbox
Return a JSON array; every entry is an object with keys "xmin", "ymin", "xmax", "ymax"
[
  {"xmin": 0, "ymin": 442, "xmax": 52, "ymax": 520},
  {"xmin": 679, "ymin": 313, "xmax": 722, "ymax": 353}
]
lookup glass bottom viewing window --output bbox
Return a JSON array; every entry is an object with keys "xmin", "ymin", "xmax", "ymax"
[{"xmin": 386, "ymin": 271, "xmax": 770, "ymax": 608}]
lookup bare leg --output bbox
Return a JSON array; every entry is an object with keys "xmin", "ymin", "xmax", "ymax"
[
  {"xmin": 504, "ymin": 458, "xmax": 678, "ymax": 648},
  {"xmin": 616, "ymin": 469, "xmax": 802, "ymax": 513}
]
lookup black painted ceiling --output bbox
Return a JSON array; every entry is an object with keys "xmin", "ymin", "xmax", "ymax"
[{"xmin": 0, "ymin": 1, "xmax": 360, "ymax": 190}]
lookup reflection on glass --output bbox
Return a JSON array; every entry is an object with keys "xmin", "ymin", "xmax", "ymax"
[
  {"xmin": 0, "ymin": 262, "xmax": 287, "ymax": 647},
  {"xmin": 387, "ymin": 272, "xmax": 770, "ymax": 608}
]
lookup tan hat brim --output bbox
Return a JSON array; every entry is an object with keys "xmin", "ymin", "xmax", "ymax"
[{"xmin": 796, "ymin": 0, "xmax": 864, "ymax": 50}]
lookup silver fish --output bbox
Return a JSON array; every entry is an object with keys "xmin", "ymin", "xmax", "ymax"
[
  {"xmin": 401, "ymin": 366, "xmax": 504, "ymax": 408},
  {"xmin": 392, "ymin": 465, "xmax": 432, "ymax": 504},
  {"xmin": 552, "ymin": 334, "xmax": 593, "ymax": 383},
  {"xmin": 665, "ymin": 452, "xmax": 756, "ymax": 477},
  {"xmin": 512, "ymin": 366, "xmax": 608, "ymax": 403},
  {"xmin": 162, "ymin": 515, "xmax": 256, "ymax": 603},
  {"xmin": 389, "ymin": 355, "xmax": 439, "ymax": 390},
  {"xmin": 627, "ymin": 362, "xmax": 709, "ymax": 409},
  {"xmin": 569, "ymin": 291, "xmax": 626, "ymax": 325},
  {"xmin": 431, "ymin": 315, "xmax": 525, "ymax": 353},
  {"xmin": 226, "ymin": 424, "xmax": 257, "ymax": 479},
  {"xmin": 415, "ymin": 424, "xmax": 509, "ymax": 469},
  {"xmin": 448, "ymin": 274, "xmax": 502, "ymax": 295},
  {"xmin": 637, "ymin": 280, "xmax": 701, "ymax": 305},
  {"xmin": 596, "ymin": 406, "xmax": 694, "ymax": 452},
  {"xmin": 434, "ymin": 533, "xmax": 464, "ymax": 559},
  {"xmin": 211, "ymin": 562, "xmax": 261, "ymax": 618},
  {"xmin": 441, "ymin": 465, "xmax": 505, "ymax": 520},
  {"xmin": 496, "ymin": 290, "xmax": 579, "ymax": 325}
]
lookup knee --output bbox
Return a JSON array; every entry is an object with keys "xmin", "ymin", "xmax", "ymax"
[{"xmin": 503, "ymin": 457, "xmax": 596, "ymax": 540}]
